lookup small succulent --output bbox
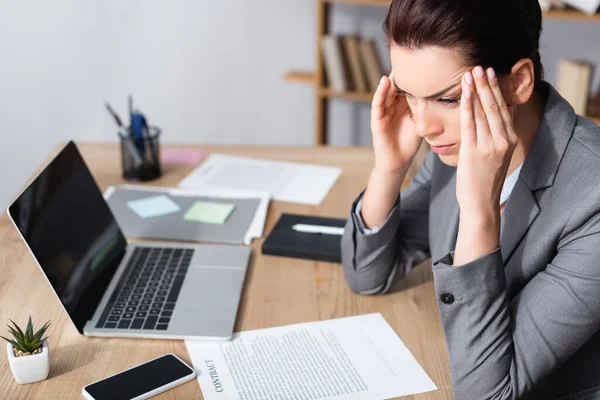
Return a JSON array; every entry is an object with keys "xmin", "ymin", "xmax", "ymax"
[{"xmin": 1, "ymin": 316, "xmax": 50, "ymax": 354}]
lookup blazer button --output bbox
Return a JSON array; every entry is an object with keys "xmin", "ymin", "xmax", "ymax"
[{"xmin": 440, "ymin": 293, "xmax": 455, "ymax": 305}]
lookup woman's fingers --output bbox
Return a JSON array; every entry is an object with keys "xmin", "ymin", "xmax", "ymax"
[
  {"xmin": 471, "ymin": 66, "xmax": 495, "ymax": 147},
  {"xmin": 473, "ymin": 66, "xmax": 508, "ymax": 141},
  {"xmin": 384, "ymin": 73, "xmax": 397, "ymax": 109},
  {"xmin": 486, "ymin": 67, "xmax": 518, "ymax": 144},
  {"xmin": 460, "ymin": 72, "xmax": 477, "ymax": 149},
  {"xmin": 371, "ymin": 76, "xmax": 389, "ymax": 122}
]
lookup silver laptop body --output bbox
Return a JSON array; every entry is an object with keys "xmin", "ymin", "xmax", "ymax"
[{"xmin": 7, "ymin": 141, "xmax": 250, "ymax": 341}]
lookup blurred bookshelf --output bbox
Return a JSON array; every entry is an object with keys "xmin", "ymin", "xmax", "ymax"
[{"xmin": 285, "ymin": 0, "xmax": 600, "ymax": 145}]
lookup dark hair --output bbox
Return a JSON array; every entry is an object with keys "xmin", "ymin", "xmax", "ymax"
[{"xmin": 383, "ymin": 0, "xmax": 544, "ymax": 87}]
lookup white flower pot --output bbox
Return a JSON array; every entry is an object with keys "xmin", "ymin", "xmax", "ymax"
[{"xmin": 6, "ymin": 340, "xmax": 49, "ymax": 384}]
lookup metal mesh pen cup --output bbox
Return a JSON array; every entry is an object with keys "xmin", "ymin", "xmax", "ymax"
[{"xmin": 118, "ymin": 126, "xmax": 161, "ymax": 181}]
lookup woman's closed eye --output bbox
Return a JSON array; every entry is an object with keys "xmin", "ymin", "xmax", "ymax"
[
  {"xmin": 397, "ymin": 90, "xmax": 460, "ymax": 108},
  {"xmin": 438, "ymin": 96, "xmax": 461, "ymax": 108}
]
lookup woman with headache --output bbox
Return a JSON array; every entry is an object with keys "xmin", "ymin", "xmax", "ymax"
[{"xmin": 341, "ymin": 0, "xmax": 600, "ymax": 398}]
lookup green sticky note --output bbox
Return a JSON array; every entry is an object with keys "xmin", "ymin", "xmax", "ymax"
[{"xmin": 184, "ymin": 201, "xmax": 235, "ymax": 224}]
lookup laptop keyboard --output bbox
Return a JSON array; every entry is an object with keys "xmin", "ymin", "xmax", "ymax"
[{"xmin": 96, "ymin": 247, "xmax": 193, "ymax": 331}]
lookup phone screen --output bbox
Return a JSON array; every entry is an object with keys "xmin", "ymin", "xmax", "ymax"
[{"xmin": 84, "ymin": 354, "xmax": 194, "ymax": 400}]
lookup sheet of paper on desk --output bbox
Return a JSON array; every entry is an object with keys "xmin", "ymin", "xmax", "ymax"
[
  {"xmin": 184, "ymin": 313, "xmax": 437, "ymax": 400},
  {"xmin": 178, "ymin": 154, "xmax": 342, "ymax": 205}
]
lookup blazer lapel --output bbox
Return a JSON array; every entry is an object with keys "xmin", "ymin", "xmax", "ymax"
[
  {"xmin": 430, "ymin": 170, "xmax": 460, "ymax": 261},
  {"xmin": 499, "ymin": 82, "xmax": 575, "ymax": 264},
  {"xmin": 499, "ymin": 180, "xmax": 540, "ymax": 264},
  {"xmin": 432, "ymin": 173, "xmax": 540, "ymax": 266}
]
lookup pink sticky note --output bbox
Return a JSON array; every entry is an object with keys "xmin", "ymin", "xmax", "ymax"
[{"xmin": 161, "ymin": 148, "xmax": 204, "ymax": 165}]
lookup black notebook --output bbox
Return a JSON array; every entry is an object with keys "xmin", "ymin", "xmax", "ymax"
[{"xmin": 261, "ymin": 213, "xmax": 346, "ymax": 263}]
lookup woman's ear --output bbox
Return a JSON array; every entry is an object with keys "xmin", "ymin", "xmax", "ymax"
[{"xmin": 507, "ymin": 58, "xmax": 536, "ymax": 105}]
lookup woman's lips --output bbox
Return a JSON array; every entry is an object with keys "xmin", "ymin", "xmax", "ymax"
[{"xmin": 430, "ymin": 144, "xmax": 456, "ymax": 155}]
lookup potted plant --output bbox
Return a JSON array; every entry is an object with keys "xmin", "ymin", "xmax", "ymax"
[{"xmin": 2, "ymin": 316, "xmax": 50, "ymax": 384}]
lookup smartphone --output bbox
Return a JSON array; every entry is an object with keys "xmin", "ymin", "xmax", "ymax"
[{"xmin": 82, "ymin": 353, "xmax": 197, "ymax": 400}]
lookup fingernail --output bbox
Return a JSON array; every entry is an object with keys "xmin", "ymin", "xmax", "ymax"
[
  {"xmin": 464, "ymin": 86, "xmax": 472, "ymax": 100},
  {"xmin": 464, "ymin": 72, "xmax": 473, "ymax": 85},
  {"xmin": 487, "ymin": 67, "xmax": 496, "ymax": 80},
  {"xmin": 380, "ymin": 76, "xmax": 386, "ymax": 85},
  {"xmin": 475, "ymin": 66, "xmax": 485, "ymax": 79}
]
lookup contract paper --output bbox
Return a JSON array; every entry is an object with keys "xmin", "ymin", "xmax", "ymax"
[
  {"xmin": 185, "ymin": 313, "xmax": 437, "ymax": 400},
  {"xmin": 178, "ymin": 154, "xmax": 342, "ymax": 205}
]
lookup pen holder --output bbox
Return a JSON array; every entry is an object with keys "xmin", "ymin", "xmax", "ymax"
[{"xmin": 118, "ymin": 126, "xmax": 162, "ymax": 181}]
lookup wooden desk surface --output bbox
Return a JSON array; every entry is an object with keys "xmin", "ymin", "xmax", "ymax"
[{"xmin": 0, "ymin": 143, "xmax": 451, "ymax": 399}]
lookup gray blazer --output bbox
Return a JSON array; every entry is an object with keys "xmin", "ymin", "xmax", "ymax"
[{"xmin": 341, "ymin": 82, "xmax": 600, "ymax": 400}]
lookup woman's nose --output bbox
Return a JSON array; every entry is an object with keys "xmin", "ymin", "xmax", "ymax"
[{"xmin": 414, "ymin": 105, "xmax": 443, "ymax": 138}]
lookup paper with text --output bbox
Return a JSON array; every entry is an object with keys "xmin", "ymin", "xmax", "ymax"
[
  {"xmin": 178, "ymin": 154, "xmax": 342, "ymax": 205},
  {"xmin": 185, "ymin": 313, "xmax": 437, "ymax": 400}
]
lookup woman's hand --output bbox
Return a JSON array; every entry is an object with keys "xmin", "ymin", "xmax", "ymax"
[
  {"xmin": 371, "ymin": 74, "xmax": 423, "ymax": 175},
  {"xmin": 360, "ymin": 74, "xmax": 424, "ymax": 229},
  {"xmin": 453, "ymin": 66, "xmax": 518, "ymax": 266},
  {"xmin": 456, "ymin": 66, "xmax": 518, "ymax": 214}
]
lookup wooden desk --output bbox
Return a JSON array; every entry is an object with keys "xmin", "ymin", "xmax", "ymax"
[{"xmin": 0, "ymin": 143, "xmax": 452, "ymax": 399}]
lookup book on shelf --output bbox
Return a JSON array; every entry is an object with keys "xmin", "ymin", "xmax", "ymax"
[
  {"xmin": 587, "ymin": 86, "xmax": 600, "ymax": 118},
  {"xmin": 557, "ymin": 59, "xmax": 593, "ymax": 115},
  {"xmin": 359, "ymin": 38, "xmax": 385, "ymax": 92},
  {"xmin": 321, "ymin": 34, "xmax": 349, "ymax": 92},
  {"xmin": 538, "ymin": 0, "xmax": 565, "ymax": 10},
  {"xmin": 341, "ymin": 35, "xmax": 368, "ymax": 93}
]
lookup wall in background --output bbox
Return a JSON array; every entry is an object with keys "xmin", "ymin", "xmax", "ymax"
[
  {"xmin": 1, "ymin": 1, "xmax": 600, "ymax": 210},
  {"xmin": 0, "ymin": 0, "xmax": 315, "ymax": 210},
  {"xmin": 96, "ymin": 0, "xmax": 314, "ymax": 146},
  {"xmin": 0, "ymin": 0, "xmax": 103, "ymax": 210}
]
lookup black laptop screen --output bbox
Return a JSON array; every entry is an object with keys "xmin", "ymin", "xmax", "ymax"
[{"xmin": 8, "ymin": 142, "xmax": 127, "ymax": 333}]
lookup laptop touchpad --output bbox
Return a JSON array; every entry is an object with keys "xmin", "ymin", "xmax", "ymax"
[{"xmin": 170, "ymin": 265, "xmax": 246, "ymax": 337}]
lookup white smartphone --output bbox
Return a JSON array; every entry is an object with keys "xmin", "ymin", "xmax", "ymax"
[{"xmin": 82, "ymin": 353, "xmax": 197, "ymax": 400}]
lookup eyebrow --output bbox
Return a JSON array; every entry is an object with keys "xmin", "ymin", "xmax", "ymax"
[{"xmin": 392, "ymin": 78, "xmax": 460, "ymax": 100}]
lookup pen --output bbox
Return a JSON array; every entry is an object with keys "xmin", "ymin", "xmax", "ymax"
[
  {"xmin": 141, "ymin": 114, "xmax": 158, "ymax": 166},
  {"xmin": 131, "ymin": 110, "xmax": 147, "ymax": 154},
  {"xmin": 119, "ymin": 127, "xmax": 144, "ymax": 168},
  {"xmin": 292, "ymin": 224, "xmax": 344, "ymax": 236},
  {"xmin": 106, "ymin": 100, "xmax": 143, "ymax": 167},
  {"xmin": 105, "ymin": 102, "xmax": 123, "ymax": 127},
  {"xmin": 128, "ymin": 94, "xmax": 133, "ymax": 133}
]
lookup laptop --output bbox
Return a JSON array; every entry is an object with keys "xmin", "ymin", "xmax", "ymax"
[{"xmin": 7, "ymin": 141, "xmax": 250, "ymax": 341}]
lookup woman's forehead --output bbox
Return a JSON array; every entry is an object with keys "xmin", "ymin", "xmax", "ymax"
[{"xmin": 390, "ymin": 46, "xmax": 468, "ymax": 96}]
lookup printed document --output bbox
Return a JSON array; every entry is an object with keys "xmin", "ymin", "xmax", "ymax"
[
  {"xmin": 185, "ymin": 313, "xmax": 437, "ymax": 400},
  {"xmin": 178, "ymin": 154, "xmax": 342, "ymax": 205}
]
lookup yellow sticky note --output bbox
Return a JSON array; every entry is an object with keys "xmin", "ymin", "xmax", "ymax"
[{"xmin": 184, "ymin": 201, "xmax": 235, "ymax": 224}]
